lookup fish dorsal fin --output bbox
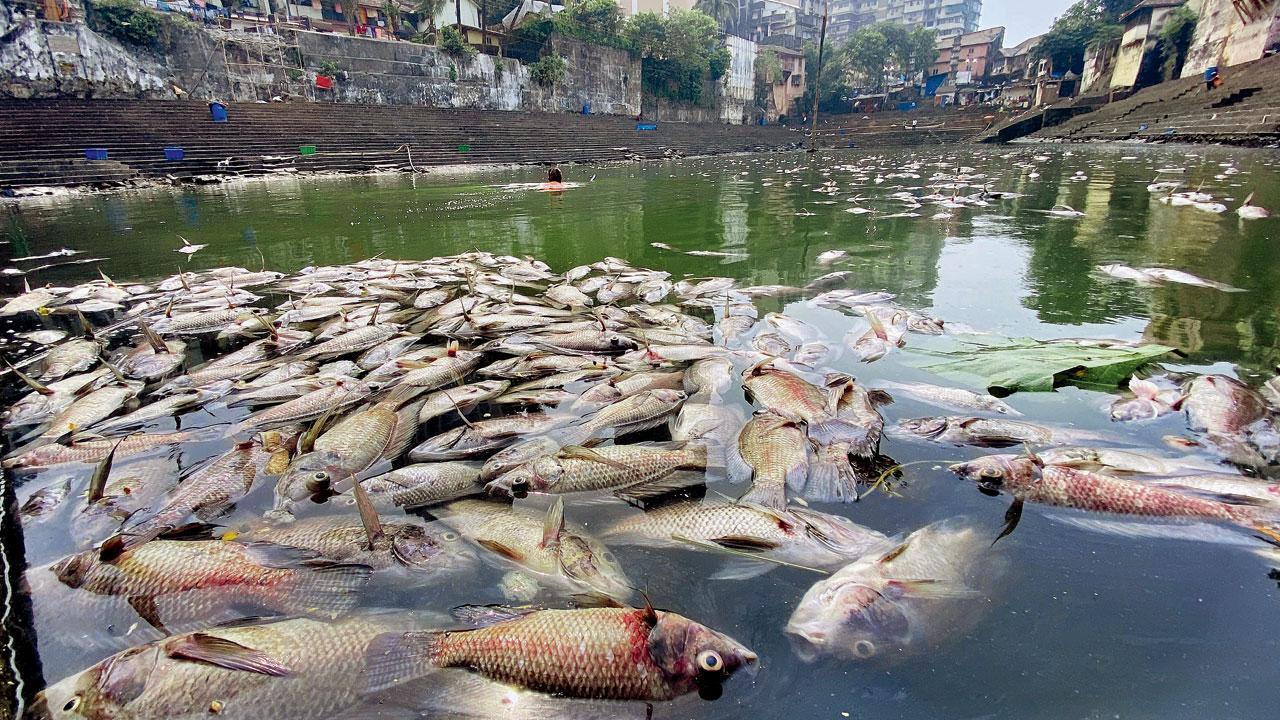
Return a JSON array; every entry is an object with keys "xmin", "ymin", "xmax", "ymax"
[
  {"xmin": 98, "ymin": 267, "xmax": 116, "ymax": 287},
  {"xmin": 640, "ymin": 591, "xmax": 658, "ymax": 627},
  {"xmin": 164, "ymin": 633, "xmax": 292, "ymax": 677},
  {"xmin": 77, "ymin": 310, "xmax": 97, "ymax": 340},
  {"xmin": 351, "ymin": 474, "xmax": 384, "ymax": 550},
  {"xmin": 570, "ymin": 592, "xmax": 627, "ymax": 610},
  {"xmin": 176, "ymin": 270, "xmax": 191, "ymax": 292},
  {"xmin": 3, "ymin": 356, "xmax": 53, "ymax": 396},
  {"xmin": 367, "ymin": 305, "xmax": 379, "ymax": 327},
  {"xmin": 86, "ymin": 438, "xmax": 123, "ymax": 506},
  {"xmin": 100, "ymin": 356, "xmax": 128, "ymax": 383},
  {"xmin": 163, "ymin": 297, "xmax": 175, "ymax": 319},
  {"xmin": 541, "ymin": 496, "xmax": 565, "ymax": 550},
  {"xmin": 253, "ymin": 313, "xmax": 279, "ymax": 342},
  {"xmin": 22, "ymin": 278, "xmax": 32, "ymax": 293},
  {"xmin": 137, "ymin": 318, "xmax": 168, "ymax": 354},
  {"xmin": 1243, "ymin": 192, "xmax": 1255, "ymax": 207}
]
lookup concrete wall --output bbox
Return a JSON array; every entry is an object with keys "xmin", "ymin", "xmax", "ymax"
[
  {"xmin": 0, "ymin": 11, "xmax": 645, "ymax": 116},
  {"xmin": 1183, "ymin": 0, "xmax": 1280, "ymax": 78}
]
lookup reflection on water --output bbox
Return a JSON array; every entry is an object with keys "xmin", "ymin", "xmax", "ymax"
[{"xmin": 4, "ymin": 145, "xmax": 1280, "ymax": 719}]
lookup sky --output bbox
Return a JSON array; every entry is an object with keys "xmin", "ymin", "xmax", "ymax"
[{"xmin": 983, "ymin": 0, "xmax": 1076, "ymax": 45}]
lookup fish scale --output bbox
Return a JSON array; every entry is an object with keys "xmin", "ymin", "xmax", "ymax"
[
  {"xmin": 493, "ymin": 444, "xmax": 708, "ymax": 495},
  {"xmin": 1024, "ymin": 466, "xmax": 1254, "ymax": 522},
  {"xmin": 736, "ymin": 414, "xmax": 808, "ymax": 508},
  {"xmin": 433, "ymin": 609, "xmax": 670, "ymax": 699}
]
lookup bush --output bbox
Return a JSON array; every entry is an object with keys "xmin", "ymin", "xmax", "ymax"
[
  {"xmin": 530, "ymin": 53, "xmax": 566, "ymax": 86},
  {"xmin": 493, "ymin": 59, "xmax": 505, "ymax": 83},
  {"xmin": 440, "ymin": 25, "xmax": 476, "ymax": 59},
  {"xmin": 553, "ymin": 0, "xmax": 627, "ymax": 49},
  {"xmin": 449, "ymin": 63, "xmax": 458, "ymax": 82},
  {"xmin": 89, "ymin": 0, "xmax": 161, "ymax": 47},
  {"xmin": 318, "ymin": 60, "xmax": 340, "ymax": 77}
]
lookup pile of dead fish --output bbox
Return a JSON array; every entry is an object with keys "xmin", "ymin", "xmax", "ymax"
[{"xmin": 2, "ymin": 252, "xmax": 1278, "ymax": 719}]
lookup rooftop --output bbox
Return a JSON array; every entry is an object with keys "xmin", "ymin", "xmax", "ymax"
[{"xmin": 935, "ymin": 26, "xmax": 1005, "ymax": 51}]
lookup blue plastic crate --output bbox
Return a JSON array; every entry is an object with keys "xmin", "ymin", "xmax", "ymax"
[
  {"xmin": 636, "ymin": 123, "xmax": 657, "ymax": 131},
  {"xmin": 84, "ymin": 148, "xmax": 108, "ymax": 161},
  {"xmin": 164, "ymin": 147, "xmax": 184, "ymax": 161}
]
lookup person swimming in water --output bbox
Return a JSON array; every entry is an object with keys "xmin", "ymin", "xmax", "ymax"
[{"xmin": 547, "ymin": 166, "xmax": 563, "ymax": 183}]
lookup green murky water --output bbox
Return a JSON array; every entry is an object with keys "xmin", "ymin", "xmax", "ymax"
[{"xmin": 4, "ymin": 145, "xmax": 1280, "ymax": 719}]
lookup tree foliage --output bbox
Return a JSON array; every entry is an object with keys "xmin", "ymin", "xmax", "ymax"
[
  {"xmin": 414, "ymin": 0, "xmax": 448, "ymax": 36},
  {"xmin": 89, "ymin": 0, "xmax": 161, "ymax": 47},
  {"xmin": 1159, "ymin": 5, "xmax": 1197, "ymax": 79},
  {"xmin": 754, "ymin": 47, "xmax": 783, "ymax": 107},
  {"xmin": 554, "ymin": 0, "xmax": 624, "ymax": 46},
  {"xmin": 694, "ymin": 0, "xmax": 738, "ymax": 31},
  {"xmin": 1036, "ymin": 0, "xmax": 1141, "ymax": 75},
  {"xmin": 624, "ymin": 9, "xmax": 726, "ymax": 103},
  {"xmin": 530, "ymin": 53, "xmax": 567, "ymax": 86}
]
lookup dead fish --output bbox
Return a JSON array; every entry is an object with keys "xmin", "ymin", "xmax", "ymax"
[
  {"xmin": 1182, "ymin": 375, "xmax": 1267, "ymax": 435},
  {"xmin": 432, "ymin": 498, "xmax": 632, "ymax": 600},
  {"xmin": 36, "ymin": 615, "xmax": 417, "ymax": 720},
  {"xmin": 896, "ymin": 416, "xmax": 1102, "ymax": 447},
  {"xmin": 877, "ymin": 380, "xmax": 1018, "ymax": 416},
  {"xmin": 729, "ymin": 412, "xmax": 809, "ymax": 509},
  {"xmin": 102, "ymin": 430, "xmax": 296, "ymax": 559},
  {"xmin": 353, "ymin": 461, "xmax": 484, "ymax": 509},
  {"xmin": 409, "ymin": 413, "xmax": 567, "ymax": 462},
  {"xmin": 232, "ymin": 515, "xmax": 477, "ymax": 574},
  {"xmin": 19, "ymin": 479, "xmax": 72, "ymax": 525},
  {"xmin": 364, "ymin": 604, "xmax": 756, "ymax": 705},
  {"xmin": 602, "ymin": 499, "xmax": 889, "ymax": 579},
  {"xmin": 786, "ymin": 520, "xmax": 996, "ymax": 662},
  {"xmin": 44, "ymin": 540, "xmax": 372, "ymax": 631},
  {"xmin": 486, "ymin": 442, "xmax": 713, "ymax": 497}
]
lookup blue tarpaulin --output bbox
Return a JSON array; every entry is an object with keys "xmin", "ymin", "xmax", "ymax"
[{"xmin": 924, "ymin": 74, "xmax": 946, "ymax": 97}]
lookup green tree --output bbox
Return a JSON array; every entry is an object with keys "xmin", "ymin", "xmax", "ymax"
[
  {"xmin": 556, "ymin": 0, "xmax": 622, "ymax": 42},
  {"xmin": 845, "ymin": 25, "xmax": 889, "ymax": 90},
  {"xmin": 624, "ymin": 9, "xmax": 726, "ymax": 103},
  {"xmin": 1036, "ymin": 0, "xmax": 1141, "ymax": 75},
  {"xmin": 694, "ymin": 0, "xmax": 738, "ymax": 31},
  {"xmin": 1158, "ymin": 5, "xmax": 1197, "ymax": 79}
]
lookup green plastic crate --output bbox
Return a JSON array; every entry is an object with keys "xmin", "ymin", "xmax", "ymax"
[
  {"xmin": 299, "ymin": 145, "xmax": 317, "ymax": 155},
  {"xmin": 457, "ymin": 144, "xmax": 471, "ymax": 153}
]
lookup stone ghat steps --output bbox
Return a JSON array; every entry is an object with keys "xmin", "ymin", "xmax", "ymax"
[
  {"xmin": 1029, "ymin": 54, "xmax": 1280, "ymax": 143},
  {"xmin": 0, "ymin": 99, "xmax": 800, "ymax": 187}
]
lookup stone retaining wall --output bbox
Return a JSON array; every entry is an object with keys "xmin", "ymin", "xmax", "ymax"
[{"xmin": 0, "ymin": 9, "xmax": 643, "ymax": 117}]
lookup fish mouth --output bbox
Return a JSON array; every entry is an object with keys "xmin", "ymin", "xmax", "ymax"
[{"xmin": 26, "ymin": 692, "xmax": 51, "ymax": 720}]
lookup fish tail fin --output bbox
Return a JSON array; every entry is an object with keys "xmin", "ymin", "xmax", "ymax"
[
  {"xmin": 804, "ymin": 446, "xmax": 861, "ymax": 503},
  {"xmin": 363, "ymin": 631, "xmax": 446, "ymax": 694},
  {"xmin": 279, "ymin": 561, "xmax": 373, "ymax": 618},
  {"xmin": 739, "ymin": 483, "xmax": 786, "ymax": 510}
]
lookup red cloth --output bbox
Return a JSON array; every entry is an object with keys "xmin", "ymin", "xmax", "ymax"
[{"xmin": 315, "ymin": 75, "xmax": 333, "ymax": 89}]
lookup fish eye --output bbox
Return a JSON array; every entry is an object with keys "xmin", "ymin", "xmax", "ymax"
[
  {"xmin": 979, "ymin": 467, "xmax": 1003, "ymax": 479},
  {"xmin": 853, "ymin": 640, "xmax": 877, "ymax": 659},
  {"xmin": 312, "ymin": 472, "xmax": 328, "ymax": 481},
  {"xmin": 63, "ymin": 696, "xmax": 81, "ymax": 712},
  {"xmin": 696, "ymin": 650, "xmax": 723, "ymax": 673},
  {"xmin": 442, "ymin": 531, "xmax": 458, "ymax": 541}
]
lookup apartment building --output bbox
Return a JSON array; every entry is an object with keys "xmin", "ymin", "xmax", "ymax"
[{"xmin": 829, "ymin": 0, "xmax": 982, "ymax": 43}]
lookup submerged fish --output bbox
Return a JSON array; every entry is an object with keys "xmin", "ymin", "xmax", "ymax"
[
  {"xmin": 36, "ymin": 615, "xmax": 417, "ymax": 720},
  {"xmin": 43, "ymin": 540, "xmax": 372, "ymax": 631},
  {"xmin": 786, "ymin": 520, "xmax": 996, "ymax": 661},
  {"xmin": 433, "ymin": 498, "xmax": 631, "ymax": 600}
]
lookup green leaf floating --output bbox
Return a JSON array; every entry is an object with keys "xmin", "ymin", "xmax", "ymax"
[{"xmin": 913, "ymin": 337, "xmax": 1177, "ymax": 395}]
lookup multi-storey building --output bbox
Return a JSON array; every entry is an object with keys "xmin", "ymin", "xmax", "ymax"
[
  {"xmin": 742, "ymin": 0, "xmax": 822, "ymax": 44},
  {"xmin": 829, "ymin": 0, "xmax": 982, "ymax": 43}
]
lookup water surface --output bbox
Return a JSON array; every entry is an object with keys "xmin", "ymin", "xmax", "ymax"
[{"xmin": 4, "ymin": 145, "xmax": 1280, "ymax": 719}]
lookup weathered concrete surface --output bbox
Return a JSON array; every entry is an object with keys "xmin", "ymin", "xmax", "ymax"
[
  {"xmin": 1183, "ymin": 0, "xmax": 1280, "ymax": 78},
  {"xmin": 0, "ymin": 19, "xmax": 171, "ymax": 99},
  {"xmin": 0, "ymin": 10, "xmax": 644, "ymax": 117}
]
